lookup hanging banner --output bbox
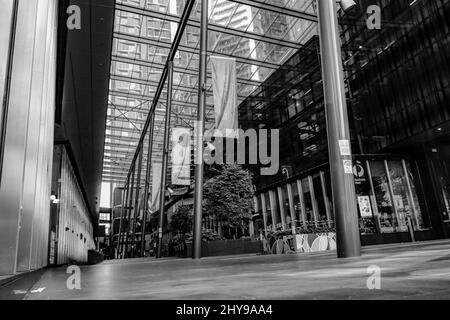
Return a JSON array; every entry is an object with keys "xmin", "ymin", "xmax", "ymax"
[
  {"xmin": 211, "ymin": 55, "xmax": 238, "ymax": 139},
  {"xmin": 149, "ymin": 162, "xmax": 162, "ymax": 214},
  {"xmin": 171, "ymin": 127, "xmax": 191, "ymax": 186}
]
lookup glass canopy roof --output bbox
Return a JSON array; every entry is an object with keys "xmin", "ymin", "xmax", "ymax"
[{"xmin": 102, "ymin": 0, "xmax": 318, "ymax": 185}]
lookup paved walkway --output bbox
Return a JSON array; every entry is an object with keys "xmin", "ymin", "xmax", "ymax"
[{"xmin": 15, "ymin": 240, "xmax": 450, "ymax": 299}]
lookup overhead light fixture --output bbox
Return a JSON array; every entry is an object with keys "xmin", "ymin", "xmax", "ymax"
[{"xmin": 337, "ymin": 0, "xmax": 357, "ymax": 12}]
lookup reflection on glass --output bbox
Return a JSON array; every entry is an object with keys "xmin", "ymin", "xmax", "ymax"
[
  {"xmin": 370, "ymin": 161, "xmax": 396, "ymax": 233},
  {"xmin": 280, "ymin": 186, "xmax": 290, "ymax": 228},
  {"xmin": 262, "ymin": 192, "xmax": 272, "ymax": 228},
  {"xmin": 291, "ymin": 181, "xmax": 300, "ymax": 224},
  {"xmin": 301, "ymin": 178, "xmax": 313, "ymax": 223},
  {"xmin": 353, "ymin": 160, "xmax": 376, "ymax": 234},
  {"xmin": 312, "ymin": 174, "xmax": 327, "ymax": 221},
  {"xmin": 386, "ymin": 161, "xmax": 408, "ymax": 232},
  {"xmin": 390, "ymin": 161, "xmax": 427, "ymax": 231}
]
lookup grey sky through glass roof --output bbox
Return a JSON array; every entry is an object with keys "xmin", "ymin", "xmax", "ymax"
[{"xmin": 103, "ymin": 0, "xmax": 318, "ymax": 185}]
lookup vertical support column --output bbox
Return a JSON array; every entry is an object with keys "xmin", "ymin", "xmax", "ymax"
[
  {"xmin": 320, "ymin": 171, "xmax": 333, "ymax": 227},
  {"xmin": 122, "ymin": 167, "xmax": 135, "ymax": 259},
  {"xmin": 268, "ymin": 190, "xmax": 278, "ymax": 230},
  {"xmin": 308, "ymin": 176, "xmax": 319, "ymax": 227},
  {"xmin": 119, "ymin": 183, "xmax": 130, "ymax": 258},
  {"xmin": 116, "ymin": 184, "xmax": 127, "ymax": 258},
  {"xmin": 157, "ymin": 60, "xmax": 174, "ymax": 259},
  {"xmin": 296, "ymin": 179, "xmax": 307, "ymax": 225},
  {"xmin": 131, "ymin": 147, "xmax": 143, "ymax": 257},
  {"xmin": 317, "ymin": 0, "xmax": 361, "ymax": 258},
  {"xmin": 193, "ymin": 0, "xmax": 208, "ymax": 259},
  {"xmin": 276, "ymin": 187, "xmax": 287, "ymax": 231},
  {"xmin": 286, "ymin": 183, "xmax": 297, "ymax": 234},
  {"xmin": 140, "ymin": 115, "xmax": 155, "ymax": 256},
  {"xmin": 260, "ymin": 194, "xmax": 268, "ymax": 237}
]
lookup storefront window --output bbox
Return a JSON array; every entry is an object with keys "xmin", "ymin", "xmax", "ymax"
[
  {"xmin": 262, "ymin": 192, "xmax": 272, "ymax": 229},
  {"xmin": 386, "ymin": 161, "xmax": 410, "ymax": 232},
  {"xmin": 301, "ymin": 178, "xmax": 314, "ymax": 224},
  {"xmin": 370, "ymin": 161, "xmax": 397, "ymax": 233},
  {"xmin": 312, "ymin": 174, "xmax": 327, "ymax": 222},
  {"xmin": 323, "ymin": 171, "xmax": 334, "ymax": 221},
  {"xmin": 389, "ymin": 161, "xmax": 427, "ymax": 230},
  {"xmin": 353, "ymin": 160, "xmax": 377, "ymax": 234},
  {"xmin": 269, "ymin": 190, "xmax": 282, "ymax": 231},
  {"xmin": 291, "ymin": 181, "xmax": 301, "ymax": 224},
  {"xmin": 279, "ymin": 185, "xmax": 291, "ymax": 228},
  {"xmin": 255, "ymin": 195, "xmax": 264, "ymax": 234}
]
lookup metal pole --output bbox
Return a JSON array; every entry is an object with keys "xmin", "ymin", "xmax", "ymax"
[
  {"xmin": 115, "ymin": 184, "xmax": 127, "ymax": 258},
  {"xmin": 156, "ymin": 60, "xmax": 174, "ymax": 259},
  {"xmin": 140, "ymin": 114, "xmax": 155, "ymax": 257},
  {"xmin": 192, "ymin": 0, "xmax": 208, "ymax": 259},
  {"xmin": 118, "ymin": 182, "xmax": 130, "ymax": 258},
  {"xmin": 122, "ymin": 166, "xmax": 136, "ymax": 259},
  {"xmin": 131, "ymin": 147, "xmax": 144, "ymax": 257},
  {"xmin": 316, "ymin": 0, "xmax": 361, "ymax": 258}
]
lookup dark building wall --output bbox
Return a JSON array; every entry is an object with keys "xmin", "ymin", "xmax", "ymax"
[
  {"xmin": 344, "ymin": 0, "xmax": 450, "ymax": 154},
  {"xmin": 239, "ymin": 0, "xmax": 450, "ymax": 242},
  {"xmin": 55, "ymin": 0, "xmax": 115, "ymax": 225}
]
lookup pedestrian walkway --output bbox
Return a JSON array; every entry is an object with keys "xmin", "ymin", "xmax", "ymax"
[{"xmin": 15, "ymin": 240, "xmax": 450, "ymax": 299}]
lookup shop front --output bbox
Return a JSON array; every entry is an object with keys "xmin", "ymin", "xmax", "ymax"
[{"xmin": 253, "ymin": 155, "xmax": 438, "ymax": 249}]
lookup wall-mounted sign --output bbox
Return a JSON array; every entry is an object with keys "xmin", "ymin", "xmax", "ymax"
[
  {"xmin": 339, "ymin": 140, "xmax": 351, "ymax": 156},
  {"xmin": 343, "ymin": 160, "xmax": 353, "ymax": 174}
]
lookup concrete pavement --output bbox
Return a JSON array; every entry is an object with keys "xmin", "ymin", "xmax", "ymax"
[{"xmin": 12, "ymin": 240, "xmax": 450, "ymax": 300}]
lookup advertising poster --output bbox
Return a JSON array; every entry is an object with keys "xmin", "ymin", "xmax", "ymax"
[{"xmin": 358, "ymin": 196, "xmax": 373, "ymax": 218}]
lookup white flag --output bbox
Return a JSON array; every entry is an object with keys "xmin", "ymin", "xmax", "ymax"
[
  {"xmin": 149, "ymin": 163, "xmax": 162, "ymax": 214},
  {"xmin": 171, "ymin": 128, "xmax": 191, "ymax": 186},
  {"xmin": 211, "ymin": 56, "xmax": 238, "ymax": 139}
]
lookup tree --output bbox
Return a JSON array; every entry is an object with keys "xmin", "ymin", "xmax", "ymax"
[
  {"xmin": 203, "ymin": 164, "xmax": 255, "ymax": 229},
  {"xmin": 170, "ymin": 205, "xmax": 193, "ymax": 234}
]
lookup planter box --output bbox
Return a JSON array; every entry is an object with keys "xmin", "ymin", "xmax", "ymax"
[
  {"xmin": 175, "ymin": 239, "xmax": 263, "ymax": 258},
  {"xmin": 87, "ymin": 250, "xmax": 104, "ymax": 265}
]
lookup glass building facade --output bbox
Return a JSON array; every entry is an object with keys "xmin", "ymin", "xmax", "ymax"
[{"xmin": 240, "ymin": 0, "xmax": 450, "ymax": 244}]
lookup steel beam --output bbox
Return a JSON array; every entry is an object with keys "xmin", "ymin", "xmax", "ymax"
[
  {"xmin": 131, "ymin": 147, "xmax": 143, "ymax": 257},
  {"xmin": 122, "ymin": 0, "xmax": 197, "ymax": 186},
  {"xmin": 115, "ymin": 3, "xmax": 306, "ymax": 49},
  {"xmin": 228, "ymin": 0, "xmax": 317, "ymax": 22},
  {"xmin": 140, "ymin": 114, "xmax": 155, "ymax": 256},
  {"xmin": 157, "ymin": 61, "xmax": 174, "ymax": 258}
]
